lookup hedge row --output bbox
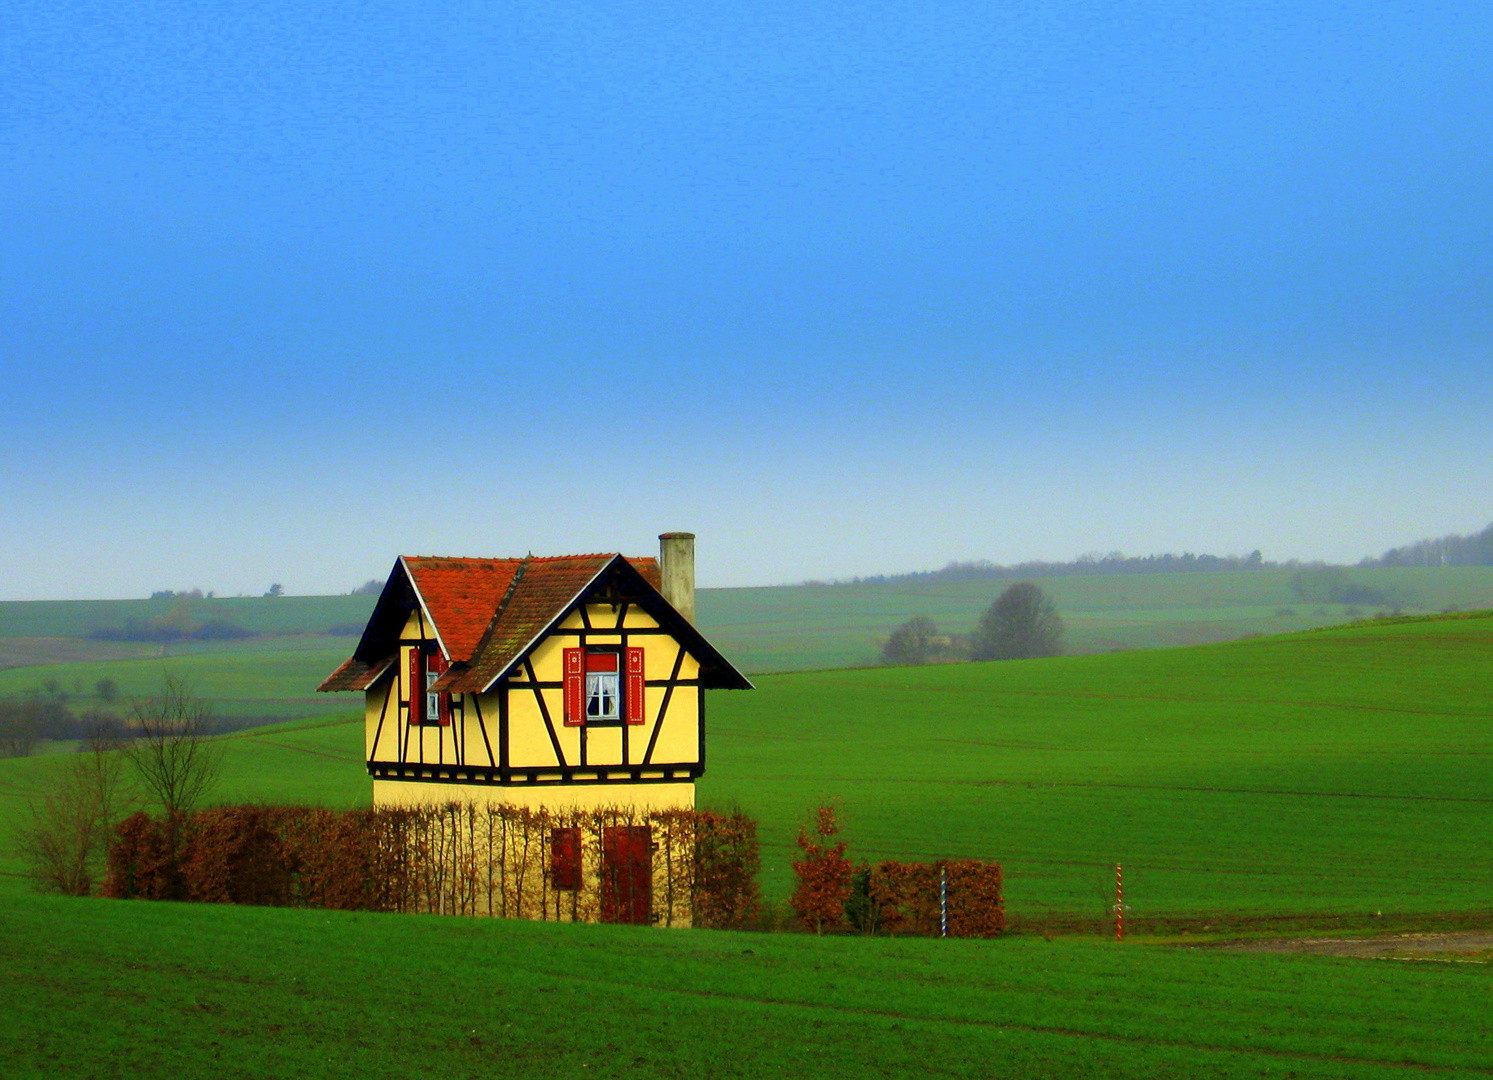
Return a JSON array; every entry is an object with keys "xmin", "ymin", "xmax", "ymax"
[
  {"xmin": 791, "ymin": 806, "xmax": 1003, "ymax": 937},
  {"xmin": 104, "ymin": 803, "xmax": 760, "ymax": 929}
]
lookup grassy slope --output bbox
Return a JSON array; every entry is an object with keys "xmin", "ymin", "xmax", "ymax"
[
  {"xmin": 5, "ymin": 617, "xmax": 1492, "ymax": 1077},
  {"xmin": 3, "ymin": 884, "xmax": 1491, "ymax": 1080},
  {"xmin": 6, "ymin": 567, "xmax": 1493, "ymax": 686},
  {"xmin": 0, "ymin": 594, "xmax": 379, "ymax": 638},
  {"xmin": 0, "ymin": 638, "xmax": 359, "ymax": 720},
  {"xmin": 700, "ymin": 565, "xmax": 1493, "ymax": 671},
  {"xmin": 705, "ymin": 613, "xmax": 1493, "ymax": 919},
  {"xmin": 4, "ymin": 614, "xmax": 1489, "ymax": 923}
]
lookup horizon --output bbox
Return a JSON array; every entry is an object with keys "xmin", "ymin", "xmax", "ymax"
[
  {"xmin": 2, "ymin": 531, "xmax": 1482, "ymax": 604},
  {"xmin": 4, "ymin": 1, "xmax": 1490, "ymax": 600}
]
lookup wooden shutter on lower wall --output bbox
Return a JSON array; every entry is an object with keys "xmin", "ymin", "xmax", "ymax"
[
  {"xmin": 625, "ymin": 647, "xmax": 645, "ymax": 725},
  {"xmin": 408, "ymin": 647, "xmax": 424, "ymax": 726},
  {"xmin": 563, "ymin": 648, "xmax": 584, "ymax": 726},
  {"xmin": 551, "ymin": 827, "xmax": 581, "ymax": 890}
]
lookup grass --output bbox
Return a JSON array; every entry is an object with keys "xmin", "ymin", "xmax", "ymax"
[
  {"xmin": 0, "ymin": 639, "xmax": 359, "ymax": 721},
  {"xmin": 3, "ymin": 883, "xmax": 1491, "ymax": 1079},
  {"xmin": 699, "ymin": 565, "xmax": 1493, "ymax": 670},
  {"xmin": 703, "ymin": 612, "xmax": 1493, "ymax": 920},
  {"xmin": 5, "ymin": 613, "xmax": 1491, "ymax": 925},
  {"xmin": 4, "ymin": 612, "xmax": 1492, "ymax": 1076}
]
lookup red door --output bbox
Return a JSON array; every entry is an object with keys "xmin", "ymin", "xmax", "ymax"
[{"xmin": 601, "ymin": 826, "xmax": 652, "ymax": 925}]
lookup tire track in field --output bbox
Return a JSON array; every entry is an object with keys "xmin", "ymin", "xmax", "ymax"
[
  {"xmin": 815, "ymin": 678, "xmax": 1490, "ymax": 721},
  {"xmin": 244, "ymin": 739, "xmax": 360, "ymax": 763},
  {"xmin": 902, "ymin": 768, "xmax": 1493, "ymax": 804},
  {"xmin": 805, "ymin": 770, "xmax": 1493, "ymax": 803},
  {"xmin": 543, "ymin": 970, "xmax": 1491, "ymax": 1075}
]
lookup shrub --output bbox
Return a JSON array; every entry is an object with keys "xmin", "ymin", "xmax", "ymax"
[{"xmin": 790, "ymin": 805, "xmax": 852, "ymax": 934}]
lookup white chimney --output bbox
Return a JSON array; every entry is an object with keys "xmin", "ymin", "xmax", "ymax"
[{"xmin": 658, "ymin": 532, "xmax": 696, "ymax": 625}]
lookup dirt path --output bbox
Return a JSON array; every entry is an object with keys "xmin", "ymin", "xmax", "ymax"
[{"xmin": 1202, "ymin": 932, "xmax": 1493, "ymax": 960}]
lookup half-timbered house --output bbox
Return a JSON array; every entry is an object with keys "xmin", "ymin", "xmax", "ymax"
[{"xmin": 317, "ymin": 533, "xmax": 750, "ymax": 814}]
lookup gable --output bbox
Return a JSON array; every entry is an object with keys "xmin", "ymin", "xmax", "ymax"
[
  {"xmin": 316, "ymin": 550, "xmax": 739, "ymax": 696},
  {"xmin": 440, "ymin": 554, "xmax": 750, "ymax": 694}
]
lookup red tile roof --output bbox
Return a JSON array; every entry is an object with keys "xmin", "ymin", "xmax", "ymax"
[
  {"xmin": 317, "ymin": 551, "xmax": 749, "ymax": 696},
  {"xmin": 317, "ymin": 654, "xmax": 395, "ymax": 693},
  {"xmin": 403, "ymin": 554, "xmax": 659, "ymax": 665}
]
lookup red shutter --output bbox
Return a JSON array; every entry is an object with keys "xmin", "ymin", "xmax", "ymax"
[
  {"xmin": 429, "ymin": 651, "xmax": 451, "ymax": 727},
  {"xmin": 563, "ymin": 648, "xmax": 585, "ymax": 726},
  {"xmin": 625, "ymin": 647, "xmax": 645, "ymax": 725},
  {"xmin": 551, "ymin": 827, "xmax": 581, "ymax": 890},
  {"xmin": 408, "ymin": 647, "xmax": 424, "ymax": 726}
]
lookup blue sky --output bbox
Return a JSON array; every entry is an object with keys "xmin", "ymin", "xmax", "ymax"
[{"xmin": 3, "ymin": 0, "xmax": 1490, "ymax": 598}]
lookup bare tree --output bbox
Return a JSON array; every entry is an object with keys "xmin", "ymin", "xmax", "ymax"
[
  {"xmin": 16, "ymin": 726, "xmax": 133, "ymax": 894},
  {"xmin": 123, "ymin": 674, "xmax": 222, "ymax": 816},
  {"xmin": 971, "ymin": 582, "xmax": 1064, "ymax": 660}
]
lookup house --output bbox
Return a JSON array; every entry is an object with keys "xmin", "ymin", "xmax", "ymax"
[{"xmin": 317, "ymin": 533, "xmax": 751, "ymax": 814}]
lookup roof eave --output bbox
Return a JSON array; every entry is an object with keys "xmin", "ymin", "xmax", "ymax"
[{"xmin": 399, "ymin": 556, "xmax": 452, "ymax": 660}]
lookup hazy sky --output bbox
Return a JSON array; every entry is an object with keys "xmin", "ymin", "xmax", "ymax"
[{"xmin": 3, "ymin": 1, "xmax": 1490, "ymax": 599}]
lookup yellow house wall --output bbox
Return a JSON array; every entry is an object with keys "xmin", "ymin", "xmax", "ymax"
[
  {"xmin": 372, "ymin": 779, "xmax": 695, "ymax": 812},
  {"xmin": 503, "ymin": 605, "xmax": 700, "ymax": 773},
  {"xmin": 366, "ymin": 602, "xmax": 704, "ymax": 800}
]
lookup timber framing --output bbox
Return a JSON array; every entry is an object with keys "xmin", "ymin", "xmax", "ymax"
[
  {"xmin": 320, "ymin": 547, "xmax": 748, "ymax": 798},
  {"xmin": 366, "ymin": 763, "xmax": 705, "ymax": 785}
]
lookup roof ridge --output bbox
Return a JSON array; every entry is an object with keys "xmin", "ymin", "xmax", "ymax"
[
  {"xmin": 401, "ymin": 551, "xmax": 653, "ymax": 565},
  {"xmin": 460, "ymin": 554, "xmax": 531, "ymax": 672}
]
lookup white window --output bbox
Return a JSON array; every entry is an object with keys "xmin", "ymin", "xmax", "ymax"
[
  {"xmin": 426, "ymin": 666, "xmax": 441, "ymax": 722},
  {"xmin": 586, "ymin": 652, "xmax": 620, "ymax": 719}
]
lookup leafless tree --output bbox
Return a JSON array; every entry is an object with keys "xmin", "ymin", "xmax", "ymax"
[
  {"xmin": 16, "ymin": 726, "xmax": 133, "ymax": 894},
  {"xmin": 123, "ymin": 674, "xmax": 222, "ymax": 816}
]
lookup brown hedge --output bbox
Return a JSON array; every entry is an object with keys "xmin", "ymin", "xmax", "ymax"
[
  {"xmin": 103, "ymin": 803, "xmax": 759, "ymax": 928},
  {"xmin": 869, "ymin": 858, "xmax": 1004, "ymax": 938}
]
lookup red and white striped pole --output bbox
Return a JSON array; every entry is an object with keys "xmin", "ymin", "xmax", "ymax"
[{"xmin": 1115, "ymin": 863, "xmax": 1123, "ymax": 942}]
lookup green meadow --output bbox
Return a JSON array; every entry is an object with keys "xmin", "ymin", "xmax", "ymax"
[
  {"xmin": 3, "ymin": 612, "xmax": 1489, "ymax": 925},
  {"xmin": 4, "ymin": 883, "xmax": 1491, "ymax": 1080},
  {"xmin": 3, "ymin": 609, "xmax": 1491, "ymax": 1076},
  {"xmin": 5, "ymin": 567, "xmax": 1493, "ymax": 693}
]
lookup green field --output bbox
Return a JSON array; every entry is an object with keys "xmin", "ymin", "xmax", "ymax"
[
  {"xmin": 5, "ymin": 568, "xmax": 1493, "ymax": 696},
  {"xmin": 4, "ymin": 612, "xmax": 1489, "ymax": 925},
  {"xmin": 4, "ymin": 612, "xmax": 1491, "ymax": 1076},
  {"xmin": 709, "ymin": 612, "xmax": 1493, "ymax": 923},
  {"xmin": 4, "ymin": 882, "xmax": 1491, "ymax": 1079}
]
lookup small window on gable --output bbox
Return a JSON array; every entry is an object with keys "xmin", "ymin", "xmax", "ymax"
[{"xmin": 408, "ymin": 646, "xmax": 450, "ymax": 726}]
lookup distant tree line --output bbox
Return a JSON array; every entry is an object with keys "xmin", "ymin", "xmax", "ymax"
[
  {"xmin": 1361, "ymin": 521, "xmax": 1493, "ymax": 568},
  {"xmin": 89, "ymin": 619, "xmax": 254, "ymax": 643},
  {"xmin": 1288, "ymin": 567, "xmax": 1394, "ymax": 606},
  {"xmin": 816, "ymin": 549, "xmax": 1267, "ymax": 588},
  {"xmin": 0, "ymin": 677, "xmax": 286, "ymax": 759},
  {"xmin": 88, "ymin": 601, "xmax": 253, "ymax": 643},
  {"xmin": 880, "ymin": 582, "xmax": 1064, "ymax": 666},
  {"xmin": 0, "ymin": 681, "xmax": 130, "ymax": 757}
]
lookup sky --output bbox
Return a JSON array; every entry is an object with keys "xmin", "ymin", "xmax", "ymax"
[{"xmin": 2, "ymin": 0, "xmax": 1491, "ymax": 599}]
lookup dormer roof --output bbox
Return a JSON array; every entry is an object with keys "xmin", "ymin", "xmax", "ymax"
[{"xmin": 317, "ymin": 552, "xmax": 750, "ymax": 695}]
